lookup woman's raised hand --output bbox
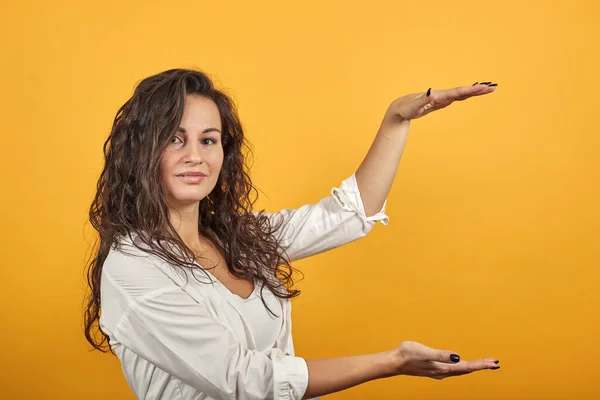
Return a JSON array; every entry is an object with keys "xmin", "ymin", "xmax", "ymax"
[{"xmin": 385, "ymin": 82, "xmax": 498, "ymax": 122}]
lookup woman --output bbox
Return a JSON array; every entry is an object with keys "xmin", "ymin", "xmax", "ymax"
[{"xmin": 84, "ymin": 69, "xmax": 499, "ymax": 399}]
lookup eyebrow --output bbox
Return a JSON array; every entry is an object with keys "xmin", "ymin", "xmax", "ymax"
[{"xmin": 177, "ymin": 127, "xmax": 222, "ymax": 134}]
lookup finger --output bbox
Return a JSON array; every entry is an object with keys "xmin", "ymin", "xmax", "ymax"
[
  {"xmin": 424, "ymin": 87, "xmax": 433, "ymax": 103},
  {"xmin": 398, "ymin": 88, "xmax": 435, "ymax": 119},
  {"xmin": 422, "ymin": 347, "xmax": 461, "ymax": 364},
  {"xmin": 464, "ymin": 82, "xmax": 498, "ymax": 97},
  {"xmin": 465, "ymin": 83, "xmax": 497, "ymax": 97},
  {"xmin": 443, "ymin": 85, "xmax": 489, "ymax": 101},
  {"xmin": 444, "ymin": 358, "xmax": 500, "ymax": 376},
  {"xmin": 419, "ymin": 88, "xmax": 437, "ymax": 113},
  {"xmin": 483, "ymin": 357, "xmax": 500, "ymax": 364}
]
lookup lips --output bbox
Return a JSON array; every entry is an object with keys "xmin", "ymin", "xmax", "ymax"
[
  {"xmin": 176, "ymin": 173, "xmax": 206, "ymax": 184},
  {"xmin": 176, "ymin": 172, "xmax": 206, "ymax": 177}
]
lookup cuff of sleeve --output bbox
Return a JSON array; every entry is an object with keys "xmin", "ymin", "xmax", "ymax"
[
  {"xmin": 331, "ymin": 173, "xmax": 390, "ymax": 226},
  {"xmin": 271, "ymin": 349, "xmax": 309, "ymax": 400}
]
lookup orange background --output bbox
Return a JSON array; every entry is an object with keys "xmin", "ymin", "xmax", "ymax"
[{"xmin": 1, "ymin": 0, "xmax": 599, "ymax": 399}]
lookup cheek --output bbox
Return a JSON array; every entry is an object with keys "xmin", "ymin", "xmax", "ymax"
[
  {"xmin": 210, "ymin": 150, "xmax": 225, "ymax": 173},
  {"xmin": 159, "ymin": 154, "xmax": 174, "ymax": 183}
]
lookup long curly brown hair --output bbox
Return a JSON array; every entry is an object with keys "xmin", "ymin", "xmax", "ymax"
[{"xmin": 84, "ymin": 68, "xmax": 301, "ymax": 352}]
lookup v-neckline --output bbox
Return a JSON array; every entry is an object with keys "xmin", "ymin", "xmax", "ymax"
[
  {"xmin": 192, "ymin": 259, "xmax": 256, "ymax": 301},
  {"xmin": 215, "ymin": 277, "xmax": 257, "ymax": 301}
]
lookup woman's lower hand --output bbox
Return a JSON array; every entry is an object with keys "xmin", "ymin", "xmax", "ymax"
[{"xmin": 390, "ymin": 340, "xmax": 500, "ymax": 380}]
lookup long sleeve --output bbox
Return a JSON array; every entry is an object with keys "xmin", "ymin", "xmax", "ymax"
[
  {"xmin": 100, "ymin": 253, "xmax": 309, "ymax": 400},
  {"xmin": 265, "ymin": 173, "xmax": 389, "ymax": 262}
]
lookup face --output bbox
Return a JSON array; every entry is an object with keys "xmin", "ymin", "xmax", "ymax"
[{"xmin": 160, "ymin": 94, "xmax": 224, "ymax": 210}]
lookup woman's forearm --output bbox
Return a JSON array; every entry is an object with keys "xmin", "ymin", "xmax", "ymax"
[
  {"xmin": 355, "ymin": 83, "xmax": 497, "ymax": 217},
  {"xmin": 355, "ymin": 115, "xmax": 410, "ymax": 217},
  {"xmin": 303, "ymin": 350, "xmax": 396, "ymax": 399}
]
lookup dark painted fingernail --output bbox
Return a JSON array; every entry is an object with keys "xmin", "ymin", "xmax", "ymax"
[
  {"xmin": 426, "ymin": 88, "xmax": 431, "ymax": 96},
  {"xmin": 488, "ymin": 83, "xmax": 498, "ymax": 87},
  {"xmin": 472, "ymin": 82, "xmax": 479, "ymax": 86},
  {"xmin": 494, "ymin": 360, "xmax": 500, "ymax": 364},
  {"xmin": 491, "ymin": 366, "xmax": 500, "ymax": 370},
  {"xmin": 450, "ymin": 354, "xmax": 460, "ymax": 363},
  {"xmin": 481, "ymin": 81, "xmax": 491, "ymax": 85}
]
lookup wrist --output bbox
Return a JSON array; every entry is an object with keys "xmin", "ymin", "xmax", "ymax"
[
  {"xmin": 381, "ymin": 349, "xmax": 404, "ymax": 378},
  {"xmin": 377, "ymin": 115, "xmax": 411, "ymax": 141}
]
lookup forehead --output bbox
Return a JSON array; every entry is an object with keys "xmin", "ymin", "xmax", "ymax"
[{"xmin": 181, "ymin": 94, "xmax": 222, "ymax": 129}]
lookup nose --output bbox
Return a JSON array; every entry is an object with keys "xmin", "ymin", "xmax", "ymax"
[{"xmin": 183, "ymin": 140, "xmax": 203, "ymax": 164}]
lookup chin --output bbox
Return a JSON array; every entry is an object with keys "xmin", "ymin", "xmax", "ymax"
[
  {"xmin": 165, "ymin": 190, "xmax": 209, "ymax": 207},
  {"xmin": 175, "ymin": 193, "xmax": 209, "ymax": 203}
]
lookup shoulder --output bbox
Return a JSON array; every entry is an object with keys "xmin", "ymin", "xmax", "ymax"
[
  {"xmin": 102, "ymin": 234, "xmax": 190, "ymax": 300},
  {"xmin": 100, "ymin": 234, "xmax": 190, "ymax": 333}
]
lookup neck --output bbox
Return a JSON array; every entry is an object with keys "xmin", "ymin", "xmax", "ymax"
[{"xmin": 168, "ymin": 202, "xmax": 203, "ymax": 250}]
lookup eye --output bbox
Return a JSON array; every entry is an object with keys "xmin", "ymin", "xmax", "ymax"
[
  {"xmin": 202, "ymin": 137, "xmax": 218, "ymax": 145},
  {"xmin": 170, "ymin": 136, "xmax": 182, "ymax": 144}
]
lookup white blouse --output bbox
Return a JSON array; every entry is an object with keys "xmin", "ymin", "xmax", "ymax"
[
  {"xmin": 99, "ymin": 173, "xmax": 389, "ymax": 400},
  {"xmin": 230, "ymin": 281, "xmax": 283, "ymax": 352}
]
